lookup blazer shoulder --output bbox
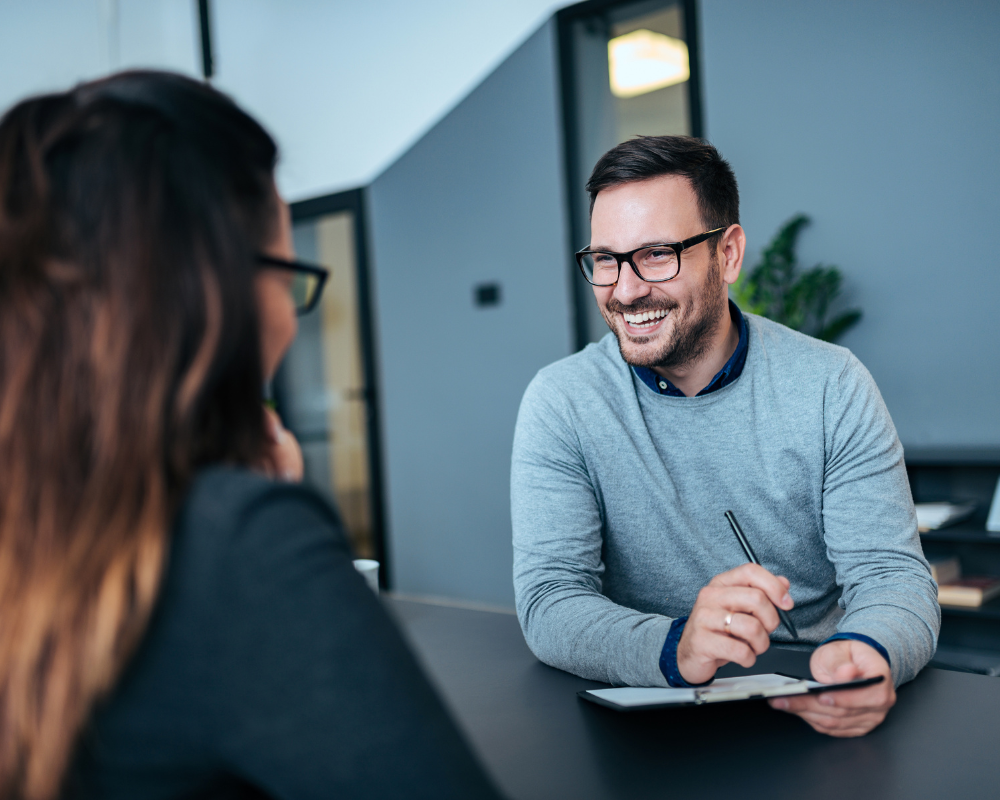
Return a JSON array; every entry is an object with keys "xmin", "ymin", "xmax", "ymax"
[{"xmin": 175, "ymin": 466, "xmax": 344, "ymax": 555}]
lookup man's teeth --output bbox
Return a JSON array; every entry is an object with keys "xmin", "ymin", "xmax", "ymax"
[{"xmin": 623, "ymin": 309, "xmax": 667, "ymax": 328}]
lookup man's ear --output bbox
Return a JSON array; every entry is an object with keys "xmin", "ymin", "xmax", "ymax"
[{"xmin": 719, "ymin": 224, "xmax": 747, "ymax": 286}]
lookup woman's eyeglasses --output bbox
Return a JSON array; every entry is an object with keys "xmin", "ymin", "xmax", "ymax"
[{"xmin": 255, "ymin": 254, "xmax": 329, "ymax": 315}]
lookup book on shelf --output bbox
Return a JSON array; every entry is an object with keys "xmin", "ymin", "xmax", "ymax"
[
  {"xmin": 937, "ymin": 577, "xmax": 1000, "ymax": 608},
  {"xmin": 915, "ymin": 502, "xmax": 976, "ymax": 533},
  {"xmin": 929, "ymin": 556, "xmax": 961, "ymax": 585}
]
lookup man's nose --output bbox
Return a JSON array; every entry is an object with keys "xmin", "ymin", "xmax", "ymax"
[{"xmin": 613, "ymin": 260, "xmax": 649, "ymax": 305}]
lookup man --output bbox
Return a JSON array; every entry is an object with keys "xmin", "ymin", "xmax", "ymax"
[{"xmin": 511, "ymin": 136, "xmax": 939, "ymax": 737}]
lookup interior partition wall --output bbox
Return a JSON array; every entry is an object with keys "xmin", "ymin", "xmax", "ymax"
[{"xmin": 366, "ymin": 17, "xmax": 574, "ymax": 607}]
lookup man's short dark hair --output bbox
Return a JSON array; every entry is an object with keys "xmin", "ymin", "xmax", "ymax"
[{"xmin": 586, "ymin": 135, "xmax": 739, "ymax": 230}]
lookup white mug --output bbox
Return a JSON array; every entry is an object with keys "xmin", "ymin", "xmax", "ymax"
[{"xmin": 352, "ymin": 559, "xmax": 380, "ymax": 594}]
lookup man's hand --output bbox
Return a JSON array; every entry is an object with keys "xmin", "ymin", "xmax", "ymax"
[
  {"xmin": 768, "ymin": 639, "xmax": 895, "ymax": 737},
  {"xmin": 676, "ymin": 564, "xmax": 793, "ymax": 685},
  {"xmin": 258, "ymin": 406, "xmax": 304, "ymax": 482}
]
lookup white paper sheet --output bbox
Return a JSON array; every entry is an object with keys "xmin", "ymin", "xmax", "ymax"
[{"xmin": 585, "ymin": 673, "xmax": 816, "ymax": 708}]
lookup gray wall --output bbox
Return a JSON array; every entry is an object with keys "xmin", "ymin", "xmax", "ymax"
[
  {"xmin": 699, "ymin": 0, "xmax": 1000, "ymax": 449},
  {"xmin": 367, "ymin": 19, "xmax": 573, "ymax": 607}
]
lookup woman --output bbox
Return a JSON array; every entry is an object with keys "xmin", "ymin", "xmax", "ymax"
[{"xmin": 0, "ymin": 71, "xmax": 500, "ymax": 800}]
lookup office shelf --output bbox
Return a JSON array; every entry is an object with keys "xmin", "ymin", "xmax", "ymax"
[
  {"xmin": 940, "ymin": 596, "xmax": 1000, "ymax": 620},
  {"xmin": 907, "ymin": 457, "xmax": 1000, "ymax": 670},
  {"xmin": 921, "ymin": 528, "xmax": 1000, "ymax": 544}
]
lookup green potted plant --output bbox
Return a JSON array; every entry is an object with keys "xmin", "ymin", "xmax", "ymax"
[{"xmin": 731, "ymin": 214, "xmax": 861, "ymax": 343}]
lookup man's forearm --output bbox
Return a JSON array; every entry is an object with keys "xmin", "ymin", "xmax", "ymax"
[{"xmin": 515, "ymin": 572, "xmax": 674, "ymax": 686}]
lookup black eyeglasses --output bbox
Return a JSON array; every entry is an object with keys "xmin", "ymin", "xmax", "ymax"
[
  {"xmin": 576, "ymin": 227, "xmax": 726, "ymax": 286},
  {"xmin": 256, "ymin": 254, "xmax": 329, "ymax": 315}
]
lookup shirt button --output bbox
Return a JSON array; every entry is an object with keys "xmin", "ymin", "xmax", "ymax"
[{"xmin": 658, "ymin": 381, "xmax": 668, "ymax": 390}]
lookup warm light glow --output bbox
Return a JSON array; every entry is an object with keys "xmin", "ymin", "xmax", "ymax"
[{"xmin": 608, "ymin": 29, "xmax": 690, "ymax": 98}]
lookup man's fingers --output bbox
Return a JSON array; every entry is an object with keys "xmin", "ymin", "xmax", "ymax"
[
  {"xmin": 709, "ymin": 564, "xmax": 793, "ymax": 610},
  {"xmin": 770, "ymin": 685, "xmax": 893, "ymax": 715},
  {"xmin": 680, "ymin": 568, "xmax": 797, "ymax": 685},
  {"xmin": 774, "ymin": 697, "xmax": 877, "ymax": 718},
  {"xmin": 696, "ymin": 585, "xmax": 782, "ymax": 633},
  {"xmin": 811, "ymin": 650, "xmax": 860, "ymax": 683},
  {"xmin": 717, "ymin": 611, "xmax": 771, "ymax": 655},
  {"xmin": 809, "ymin": 641, "xmax": 894, "ymax": 702},
  {"xmin": 676, "ymin": 626, "xmax": 761, "ymax": 683},
  {"xmin": 771, "ymin": 694, "xmax": 847, "ymax": 715},
  {"xmin": 767, "ymin": 641, "xmax": 893, "ymax": 738},
  {"xmin": 833, "ymin": 660, "xmax": 861, "ymax": 682},
  {"xmin": 817, "ymin": 684, "xmax": 893, "ymax": 710},
  {"xmin": 695, "ymin": 631, "xmax": 759, "ymax": 669}
]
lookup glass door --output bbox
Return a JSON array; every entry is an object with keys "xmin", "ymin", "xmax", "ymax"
[{"xmin": 275, "ymin": 190, "xmax": 386, "ymax": 574}]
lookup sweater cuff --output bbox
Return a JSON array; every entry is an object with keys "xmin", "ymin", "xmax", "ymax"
[
  {"xmin": 659, "ymin": 617, "xmax": 714, "ymax": 688},
  {"xmin": 818, "ymin": 632, "xmax": 891, "ymax": 668}
]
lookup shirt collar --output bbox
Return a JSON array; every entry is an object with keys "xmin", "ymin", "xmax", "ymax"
[{"xmin": 632, "ymin": 300, "xmax": 749, "ymax": 397}]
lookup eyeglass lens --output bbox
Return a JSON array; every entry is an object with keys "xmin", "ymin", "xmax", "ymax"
[
  {"xmin": 290, "ymin": 271, "xmax": 320, "ymax": 314},
  {"xmin": 580, "ymin": 246, "xmax": 679, "ymax": 285}
]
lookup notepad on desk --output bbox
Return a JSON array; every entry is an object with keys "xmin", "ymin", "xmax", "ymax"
[{"xmin": 578, "ymin": 673, "xmax": 883, "ymax": 711}]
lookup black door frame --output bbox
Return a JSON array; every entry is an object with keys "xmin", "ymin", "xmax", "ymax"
[{"xmin": 286, "ymin": 188, "xmax": 390, "ymax": 587}]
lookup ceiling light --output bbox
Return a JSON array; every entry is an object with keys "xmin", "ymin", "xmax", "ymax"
[{"xmin": 608, "ymin": 29, "xmax": 690, "ymax": 99}]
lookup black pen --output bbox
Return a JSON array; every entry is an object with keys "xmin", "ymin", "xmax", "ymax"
[{"xmin": 724, "ymin": 510, "xmax": 798, "ymax": 640}]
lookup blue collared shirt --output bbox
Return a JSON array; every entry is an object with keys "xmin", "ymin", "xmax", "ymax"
[{"xmin": 637, "ymin": 303, "xmax": 890, "ymax": 686}]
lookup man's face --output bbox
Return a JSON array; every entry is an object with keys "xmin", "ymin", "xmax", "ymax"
[{"xmin": 590, "ymin": 174, "xmax": 728, "ymax": 371}]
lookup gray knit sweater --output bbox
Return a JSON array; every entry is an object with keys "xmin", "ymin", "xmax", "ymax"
[{"xmin": 511, "ymin": 314, "xmax": 939, "ymax": 688}]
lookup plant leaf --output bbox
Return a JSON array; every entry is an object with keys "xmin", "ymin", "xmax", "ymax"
[
  {"xmin": 730, "ymin": 271, "xmax": 765, "ymax": 315},
  {"xmin": 817, "ymin": 310, "xmax": 862, "ymax": 343},
  {"xmin": 736, "ymin": 214, "xmax": 861, "ymax": 343}
]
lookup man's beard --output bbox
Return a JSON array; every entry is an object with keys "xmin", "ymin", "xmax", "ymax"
[{"xmin": 601, "ymin": 256, "xmax": 728, "ymax": 371}]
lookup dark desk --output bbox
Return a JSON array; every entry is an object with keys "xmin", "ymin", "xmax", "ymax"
[{"xmin": 387, "ymin": 597, "xmax": 1000, "ymax": 800}]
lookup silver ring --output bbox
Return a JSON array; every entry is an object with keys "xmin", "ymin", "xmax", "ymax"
[{"xmin": 724, "ymin": 613, "xmax": 733, "ymax": 634}]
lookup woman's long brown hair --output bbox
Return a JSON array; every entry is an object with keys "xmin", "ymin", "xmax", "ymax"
[{"xmin": 0, "ymin": 72, "xmax": 278, "ymax": 799}]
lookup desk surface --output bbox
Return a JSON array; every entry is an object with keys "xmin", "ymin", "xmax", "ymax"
[{"xmin": 387, "ymin": 597, "xmax": 1000, "ymax": 800}]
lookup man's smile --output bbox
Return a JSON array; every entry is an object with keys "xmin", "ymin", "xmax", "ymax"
[{"xmin": 621, "ymin": 308, "xmax": 669, "ymax": 335}]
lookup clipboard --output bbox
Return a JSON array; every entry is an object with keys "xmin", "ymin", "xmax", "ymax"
[{"xmin": 578, "ymin": 673, "xmax": 884, "ymax": 712}]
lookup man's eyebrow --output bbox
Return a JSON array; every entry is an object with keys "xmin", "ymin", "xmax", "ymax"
[{"xmin": 587, "ymin": 240, "xmax": 677, "ymax": 252}]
